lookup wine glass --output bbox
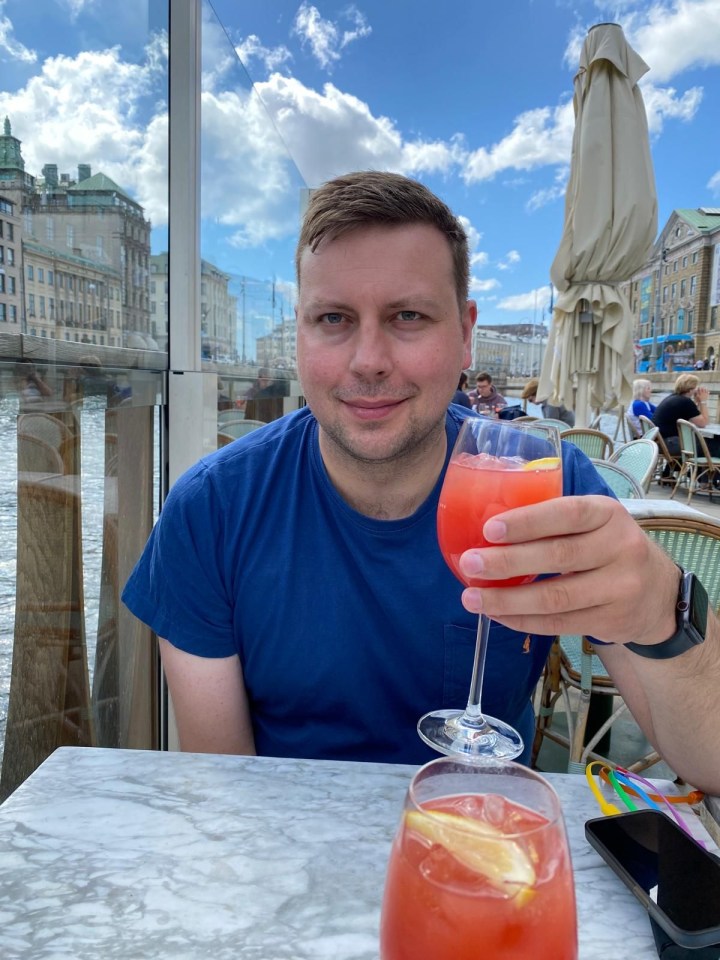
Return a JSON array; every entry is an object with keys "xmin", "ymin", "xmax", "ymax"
[
  {"xmin": 380, "ymin": 756, "xmax": 578, "ymax": 960},
  {"xmin": 418, "ymin": 418, "xmax": 562, "ymax": 760}
]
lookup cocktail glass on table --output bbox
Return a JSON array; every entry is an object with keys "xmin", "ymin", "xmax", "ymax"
[
  {"xmin": 418, "ymin": 418, "xmax": 562, "ymax": 759},
  {"xmin": 380, "ymin": 756, "xmax": 578, "ymax": 960}
]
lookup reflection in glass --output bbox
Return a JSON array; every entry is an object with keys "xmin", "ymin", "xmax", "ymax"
[
  {"xmin": 0, "ymin": 0, "xmax": 169, "ymax": 794},
  {"xmin": 0, "ymin": 361, "xmax": 163, "ymax": 799},
  {"xmin": 200, "ymin": 2, "xmax": 305, "ymax": 386}
]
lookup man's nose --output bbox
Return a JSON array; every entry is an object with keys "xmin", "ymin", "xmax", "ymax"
[{"xmin": 348, "ymin": 322, "xmax": 394, "ymax": 379}]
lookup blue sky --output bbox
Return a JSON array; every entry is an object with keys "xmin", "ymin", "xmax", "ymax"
[{"xmin": 1, "ymin": 0, "xmax": 720, "ymax": 339}]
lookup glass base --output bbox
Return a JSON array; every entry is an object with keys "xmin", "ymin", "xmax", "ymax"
[{"xmin": 417, "ymin": 709, "xmax": 524, "ymax": 760}]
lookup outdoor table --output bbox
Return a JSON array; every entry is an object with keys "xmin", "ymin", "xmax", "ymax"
[
  {"xmin": 698, "ymin": 423, "xmax": 720, "ymax": 438},
  {"xmin": 0, "ymin": 747, "xmax": 715, "ymax": 959},
  {"xmin": 620, "ymin": 496, "xmax": 712, "ymax": 521}
]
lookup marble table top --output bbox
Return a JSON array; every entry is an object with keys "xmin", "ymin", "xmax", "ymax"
[{"xmin": 0, "ymin": 747, "xmax": 713, "ymax": 959}]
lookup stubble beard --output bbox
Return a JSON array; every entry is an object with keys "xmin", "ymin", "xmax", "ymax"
[{"xmin": 319, "ymin": 409, "xmax": 448, "ymax": 473}]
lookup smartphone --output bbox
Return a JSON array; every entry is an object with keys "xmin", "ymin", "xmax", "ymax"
[{"xmin": 585, "ymin": 810, "xmax": 720, "ymax": 950}]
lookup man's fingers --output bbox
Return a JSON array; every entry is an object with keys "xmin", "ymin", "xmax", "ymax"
[{"xmin": 482, "ymin": 495, "xmax": 620, "ymax": 544}]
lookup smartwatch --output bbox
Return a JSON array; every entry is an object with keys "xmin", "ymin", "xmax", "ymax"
[{"xmin": 625, "ymin": 568, "xmax": 709, "ymax": 660}]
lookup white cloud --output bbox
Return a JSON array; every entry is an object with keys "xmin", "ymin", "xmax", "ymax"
[
  {"xmin": 709, "ymin": 170, "xmax": 720, "ymax": 193},
  {"xmin": 526, "ymin": 166, "xmax": 569, "ymax": 212},
  {"xmin": 293, "ymin": 2, "xmax": 371, "ymax": 71},
  {"xmin": 622, "ymin": 0, "xmax": 720, "ymax": 83},
  {"xmin": 470, "ymin": 277, "xmax": 500, "ymax": 293},
  {"xmin": 235, "ymin": 35, "xmax": 292, "ymax": 74},
  {"xmin": 497, "ymin": 286, "xmax": 553, "ymax": 312},
  {"xmin": 0, "ymin": 1, "xmax": 36, "ymax": 62},
  {"xmin": 498, "ymin": 250, "xmax": 521, "ymax": 270},
  {"xmin": 641, "ymin": 81, "xmax": 703, "ymax": 134},
  {"xmin": 254, "ymin": 73, "xmax": 460, "ymax": 185},
  {"xmin": 462, "ymin": 101, "xmax": 575, "ymax": 183}
]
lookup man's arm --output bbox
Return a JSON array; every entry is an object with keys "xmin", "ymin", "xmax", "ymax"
[
  {"xmin": 159, "ymin": 638, "xmax": 256, "ymax": 755},
  {"xmin": 458, "ymin": 496, "xmax": 720, "ymax": 793},
  {"xmin": 690, "ymin": 386, "xmax": 709, "ymax": 427}
]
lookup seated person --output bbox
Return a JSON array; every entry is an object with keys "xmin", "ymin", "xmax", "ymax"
[
  {"xmin": 468, "ymin": 371, "xmax": 506, "ymax": 416},
  {"xmin": 652, "ymin": 373, "xmax": 719, "ymax": 457},
  {"xmin": 520, "ymin": 377, "xmax": 574, "ymax": 426},
  {"xmin": 628, "ymin": 378, "xmax": 656, "ymax": 436},
  {"xmin": 123, "ymin": 171, "xmax": 720, "ymax": 795}
]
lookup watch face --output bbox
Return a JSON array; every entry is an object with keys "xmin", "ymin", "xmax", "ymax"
[{"xmin": 689, "ymin": 575, "xmax": 709, "ymax": 641}]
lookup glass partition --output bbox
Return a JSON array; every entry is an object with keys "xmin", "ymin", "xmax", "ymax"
[
  {"xmin": 0, "ymin": 1, "xmax": 168, "ymax": 796},
  {"xmin": 200, "ymin": 2, "xmax": 306, "ymax": 434}
]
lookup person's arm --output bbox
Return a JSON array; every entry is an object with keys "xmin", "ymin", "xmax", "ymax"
[
  {"xmin": 458, "ymin": 496, "xmax": 720, "ymax": 793},
  {"xmin": 159, "ymin": 638, "xmax": 256, "ymax": 755},
  {"xmin": 689, "ymin": 386, "xmax": 710, "ymax": 427}
]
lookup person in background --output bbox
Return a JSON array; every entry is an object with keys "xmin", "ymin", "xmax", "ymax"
[
  {"xmin": 652, "ymin": 373, "xmax": 719, "ymax": 457},
  {"xmin": 520, "ymin": 377, "xmax": 574, "ymax": 426},
  {"xmin": 468, "ymin": 371, "xmax": 506, "ymax": 416},
  {"xmin": 451, "ymin": 372, "xmax": 472, "ymax": 408},
  {"xmin": 122, "ymin": 170, "xmax": 720, "ymax": 794},
  {"xmin": 628, "ymin": 378, "xmax": 656, "ymax": 436}
]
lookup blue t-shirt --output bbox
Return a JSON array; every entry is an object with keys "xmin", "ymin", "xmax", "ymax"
[{"xmin": 122, "ymin": 406, "xmax": 612, "ymax": 766}]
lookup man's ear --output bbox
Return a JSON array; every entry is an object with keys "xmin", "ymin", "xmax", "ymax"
[{"xmin": 462, "ymin": 300, "xmax": 477, "ymax": 368}]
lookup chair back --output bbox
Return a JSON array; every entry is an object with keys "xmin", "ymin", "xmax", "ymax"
[
  {"xmin": 590, "ymin": 459, "xmax": 644, "ymax": 499},
  {"xmin": 675, "ymin": 418, "xmax": 698, "ymax": 474},
  {"xmin": 681, "ymin": 418, "xmax": 717, "ymax": 464},
  {"xmin": 608, "ymin": 439, "xmax": 659, "ymax": 493},
  {"xmin": 638, "ymin": 415, "xmax": 659, "ymax": 440},
  {"xmin": 638, "ymin": 516, "xmax": 720, "ymax": 614},
  {"xmin": 560, "ymin": 427, "xmax": 613, "ymax": 460},
  {"xmin": 534, "ymin": 418, "xmax": 572, "ymax": 432}
]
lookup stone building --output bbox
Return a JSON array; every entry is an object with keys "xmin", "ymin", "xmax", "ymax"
[
  {"xmin": 623, "ymin": 208, "xmax": 720, "ymax": 369},
  {"xmin": 0, "ymin": 116, "xmax": 152, "ymax": 348}
]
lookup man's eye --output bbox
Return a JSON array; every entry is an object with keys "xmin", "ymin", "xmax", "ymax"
[
  {"xmin": 397, "ymin": 310, "xmax": 422, "ymax": 322},
  {"xmin": 320, "ymin": 313, "xmax": 344, "ymax": 325}
]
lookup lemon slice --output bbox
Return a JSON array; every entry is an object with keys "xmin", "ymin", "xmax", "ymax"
[
  {"xmin": 523, "ymin": 456, "xmax": 560, "ymax": 471},
  {"xmin": 405, "ymin": 808, "xmax": 536, "ymax": 897}
]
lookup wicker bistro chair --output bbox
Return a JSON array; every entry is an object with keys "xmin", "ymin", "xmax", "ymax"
[
  {"xmin": 671, "ymin": 419, "xmax": 720, "ymax": 505},
  {"xmin": 653, "ymin": 430, "xmax": 682, "ymax": 486},
  {"xmin": 589, "ymin": 459, "xmax": 644, "ymax": 499},
  {"xmin": 560, "ymin": 427, "xmax": 613, "ymax": 460},
  {"xmin": 534, "ymin": 418, "xmax": 573, "ymax": 432},
  {"xmin": 608, "ymin": 438, "xmax": 659, "ymax": 494},
  {"xmin": 532, "ymin": 515, "xmax": 720, "ymax": 774},
  {"xmin": 637, "ymin": 414, "xmax": 659, "ymax": 442}
]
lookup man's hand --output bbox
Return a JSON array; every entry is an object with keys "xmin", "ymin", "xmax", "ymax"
[{"xmin": 459, "ymin": 495, "xmax": 679, "ymax": 648}]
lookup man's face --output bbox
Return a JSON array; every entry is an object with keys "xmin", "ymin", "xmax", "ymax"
[
  {"xmin": 476, "ymin": 379, "xmax": 493, "ymax": 397},
  {"xmin": 296, "ymin": 223, "xmax": 475, "ymax": 465}
]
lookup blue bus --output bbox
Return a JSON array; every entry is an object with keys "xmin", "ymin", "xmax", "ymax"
[{"xmin": 636, "ymin": 334, "xmax": 695, "ymax": 373}]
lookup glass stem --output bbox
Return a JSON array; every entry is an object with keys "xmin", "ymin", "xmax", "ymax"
[{"xmin": 464, "ymin": 614, "xmax": 491, "ymax": 723}]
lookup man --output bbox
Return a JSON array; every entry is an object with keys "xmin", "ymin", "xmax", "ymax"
[
  {"xmin": 653, "ymin": 373, "xmax": 718, "ymax": 456},
  {"xmin": 468, "ymin": 371, "xmax": 507, "ymax": 416},
  {"xmin": 123, "ymin": 171, "xmax": 720, "ymax": 792}
]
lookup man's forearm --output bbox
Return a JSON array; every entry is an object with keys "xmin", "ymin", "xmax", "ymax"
[{"xmin": 597, "ymin": 616, "xmax": 720, "ymax": 794}]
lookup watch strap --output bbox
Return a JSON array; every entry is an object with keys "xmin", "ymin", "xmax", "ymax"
[{"xmin": 625, "ymin": 569, "xmax": 706, "ymax": 660}]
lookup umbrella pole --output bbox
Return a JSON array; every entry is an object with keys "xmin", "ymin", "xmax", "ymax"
[{"xmin": 576, "ymin": 373, "xmax": 590, "ymax": 428}]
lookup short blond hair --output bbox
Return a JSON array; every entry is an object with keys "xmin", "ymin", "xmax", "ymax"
[
  {"xmin": 674, "ymin": 373, "xmax": 699, "ymax": 395},
  {"xmin": 296, "ymin": 171, "xmax": 469, "ymax": 308},
  {"xmin": 632, "ymin": 378, "xmax": 652, "ymax": 399}
]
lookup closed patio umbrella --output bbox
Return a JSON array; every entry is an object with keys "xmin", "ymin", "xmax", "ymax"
[{"xmin": 538, "ymin": 22, "xmax": 657, "ymax": 427}]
